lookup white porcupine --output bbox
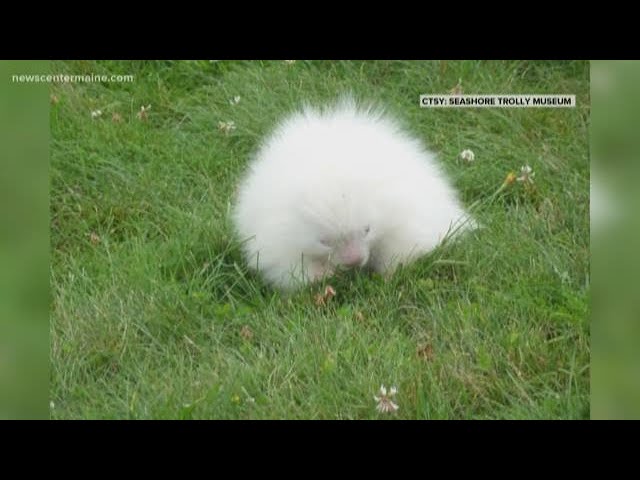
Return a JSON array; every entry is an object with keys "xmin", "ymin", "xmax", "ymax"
[{"xmin": 233, "ymin": 99, "xmax": 476, "ymax": 290}]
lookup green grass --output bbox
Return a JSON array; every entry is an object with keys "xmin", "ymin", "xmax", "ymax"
[{"xmin": 50, "ymin": 60, "xmax": 590, "ymax": 419}]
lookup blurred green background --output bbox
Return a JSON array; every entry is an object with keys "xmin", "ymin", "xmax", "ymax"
[
  {"xmin": 590, "ymin": 60, "xmax": 640, "ymax": 419},
  {"xmin": 0, "ymin": 60, "xmax": 49, "ymax": 419}
]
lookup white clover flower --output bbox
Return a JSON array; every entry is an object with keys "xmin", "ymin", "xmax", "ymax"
[
  {"xmin": 374, "ymin": 384, "xmax": 399, "ymax": 413},
  {"xmin": 516, "ymin": 165, "xmax": 535, "ymax": 184},
  {"xmin": 218, "ymin": 120, "xmax": 236, "ymax": 134},
  {"xmin": 137, "ymin": 104, "xmax": 151, "ymax": 121},
  {"xmin": 91, "ymin": 109, "xmax": 102, "ymax": 119},
  {"xmin": 284, "ymin": 60, "xmax": 297, "ymax": 65},
  {"xmin": 460, "ymin": 149, "xmax": 475, "ymax": 162},
  {"xmin": 229, "ymin": 95, "xmax": 241, "ymax": 105}
]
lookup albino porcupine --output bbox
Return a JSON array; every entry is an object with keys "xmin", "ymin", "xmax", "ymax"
[{"xmin": 233, "ymin": 99, "xmax": 476, "ymax": 290}]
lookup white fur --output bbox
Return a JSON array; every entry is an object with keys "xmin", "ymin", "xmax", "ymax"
[{"xmin": 233, "ymin": 100, "xmax": 476, "ymax": 290}]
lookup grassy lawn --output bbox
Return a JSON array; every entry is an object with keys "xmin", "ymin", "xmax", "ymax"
[{"xmin": 50, "ymin": 60, "xmax": 590, "ymax": 419}]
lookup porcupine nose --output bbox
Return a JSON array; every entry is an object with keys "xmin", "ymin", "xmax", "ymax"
[{"xmin": 340, "ymin": 242, "xmax": 367, "ymax": 268}]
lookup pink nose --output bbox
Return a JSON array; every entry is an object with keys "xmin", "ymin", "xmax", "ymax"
[{"xmin": 341, "ymin": 248, "xmax": 363, "ymax": 267}]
